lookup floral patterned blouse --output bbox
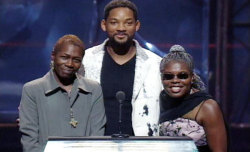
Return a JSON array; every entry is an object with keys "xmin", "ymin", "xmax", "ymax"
[{"xmin": 159, "ymin": 117, "xmax": 207, "ymax": 146}]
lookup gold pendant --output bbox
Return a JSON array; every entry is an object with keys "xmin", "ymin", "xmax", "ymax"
[{"xmin": 70, "ymin": 118, "xmax": 78, "ymax": 128}]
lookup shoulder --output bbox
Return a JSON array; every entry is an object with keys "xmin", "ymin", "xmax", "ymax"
[
  {"xmin": 143, "ymin": 48, "xmax": 162, "ymax": 62},
  {"xmin": 139, "ymin": 48, "xmax": 162, "ymax": 72},
  {"xmin": 78, "ymin": 76, "xmax": 102, "ymax": 92},
  {"xmin": 136, "ymin": 41, "xmax": 162, "ymax": 60},
  {"xmin": 83, "ymin": 43, "xmax": 105, "ymax": 65},
  {"xmin": 21, "ymin": 77, "xmax": 46, "ymax": 99},
  {"xmin": 85, "ymin": 45, "xmax": 101, "ymax": 54},
  {"xmin": 200, "ymin": 99, "xmax": 221, "ymax": 113},
  {"xmin": 197, "ymin": 99, "xmax": 223, "ymax": 124},
  {"xmin": 134, "ymin": 39, "xmax": 162, "ymax": 62},
  {"xmin": 23, "ymin": 77, "xmax": 45, "ymax": 90},
  {"xmin": 84, "ymin": 40, "xmax": 107, "ymax": 56},
  {"xmin": 81, "ymin": 77, "xmax": 100, "ymax": 87}
]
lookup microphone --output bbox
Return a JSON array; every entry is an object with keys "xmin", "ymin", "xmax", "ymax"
[
  {"xmin": 111, "ymin": 91, "xmax": 129, "ymax": 138},
  {"xmin": 116, "ymin": 91, "xmax": 125, "ymax": 104}
]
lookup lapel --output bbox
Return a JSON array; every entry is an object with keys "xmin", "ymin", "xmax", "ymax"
[
  {"xmin": 43, "ymin": 70, "xmax": 60, "ymax": 96},
  {"xmin": 69, "ymin": 74, "xmax": 91, "ymax": 107},
  {"xmin": 132, "ymin": 40, "xmax": 149, "ymax": 102},
  {"xmin": 89, "ymin": 40, "xmax": 107, "ymax": 83}
]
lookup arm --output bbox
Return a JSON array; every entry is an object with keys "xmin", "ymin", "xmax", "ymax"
[
  {"xmin": 197, "ymin": 99, "xmax": 227, "ymax": 152},
  {"xmin": 19, "ymin": 84, "xmax": 42, "ymax": 152},
  {"xmin": 89, "ymin": 85, "xmax": 106, "ymax": 136}
]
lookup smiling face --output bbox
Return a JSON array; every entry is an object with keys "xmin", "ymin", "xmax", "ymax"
[
  {"xmin": 101, "ymin": 7, "xmax": 140, "ymax": 45},
  {"xmin": 52, "ymin": 43, "xmax": 83, "ymax": 82},
  {"xmin": 162, "ymin": 61, "xmax": 193, "ymax": 98}
]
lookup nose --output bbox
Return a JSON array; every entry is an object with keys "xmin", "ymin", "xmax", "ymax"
[
  {"xmin": 172, "ymin": 76, "xmax": 180, "ymax": 83},
  {"xmin": 65, "ymin": 59, "xmax": 73, "ymax": 67},
  {"xmin": 117, "ymin": 23, "xmax": 126, "ymax": 31}
]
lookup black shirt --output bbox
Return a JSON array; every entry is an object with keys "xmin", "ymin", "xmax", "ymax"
[{"xmin": 101, "ymin": 50, "xmax": 136, "ymax": 136}]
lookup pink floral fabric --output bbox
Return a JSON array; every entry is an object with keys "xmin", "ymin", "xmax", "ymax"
[{"xmin": 159, "ymin": 118, "xmax": 207, "ymax": 146}]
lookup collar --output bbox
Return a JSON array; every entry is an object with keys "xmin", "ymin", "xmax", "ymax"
[
  {"xmin": 75, "ymin": 73, "xmax": 91, "ymax": 93},
  {"xmin": 44, "ymin": 70, "xmax": 90, "ymax": 96}
]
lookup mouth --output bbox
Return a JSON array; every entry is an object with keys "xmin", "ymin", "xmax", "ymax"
[
  {"xmin": 62, "ymin": 69, "xmax": 74, "ymax": 74},
  {"xmin": 169, "ymin": 86, "xmax": 183, "ymax": 93},
  {"xmin": 115, "ymin": 33, "xmax": 128, "ymax": 39}
]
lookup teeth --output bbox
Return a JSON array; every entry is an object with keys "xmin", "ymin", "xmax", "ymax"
[{"xmin": 171, "ymin": 87, "xmax": 181, "ymax": 92}]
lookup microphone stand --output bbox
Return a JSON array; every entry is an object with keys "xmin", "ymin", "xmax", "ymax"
[
  {"xmin": 118, "ymin": 100, "xmax": 122, "ymax": 135},
  {"xmin": 111, "ymin": 91, "xmax": 129, "ymax": 138}
]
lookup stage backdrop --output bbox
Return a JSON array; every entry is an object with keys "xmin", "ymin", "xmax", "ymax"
[{"xmin": 1, "ymin": 0, "xmax": 249, "ymax": 126}]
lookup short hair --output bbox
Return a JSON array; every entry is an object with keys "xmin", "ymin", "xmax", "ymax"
[
  {"xmin": 160, "ymin": 45, "xmax": 206, "ymax": 91},
  {"xmin": 104, "ymin": 0, "xmax": 138, "ymax": 20},
  {"xmin": 53, "ymin": 34, "xmax": 85, "ymax": 55}
]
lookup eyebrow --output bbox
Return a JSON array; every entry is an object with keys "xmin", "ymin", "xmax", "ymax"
[
  {"xmin": 61, "ymin": 53, "xmax": 82, "ymax": 58},
  {"xmin": 108, "ymin": 17, "xmax": 134, "ymax": 21},
  {"xmin": 163, "ymin": 71, "xmax": 190, "ymax": 74}
]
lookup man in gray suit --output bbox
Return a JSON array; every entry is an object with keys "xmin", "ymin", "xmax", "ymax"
[{"xmin": 19, "ymin": 34, "xmax": 106, "ymax": 152}]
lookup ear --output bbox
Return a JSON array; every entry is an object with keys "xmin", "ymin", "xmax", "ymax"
[
  {"xmin": 51, "ymin": 51, "xmax": 56, "ymax": 61},
  {"xmin": 135, "ymin": 20, "xmax": 141, "ymax": 32},
  {"xmin": 101, "ymin": 19, "xmax": 107, "ymax": 32},
  {"xmin": 191, "ymin": 73, "xmax": 195, "ymax": 82}
]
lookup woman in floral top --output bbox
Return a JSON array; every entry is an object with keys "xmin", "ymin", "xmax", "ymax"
[{"xmin": 159, "ymin": 45, "xmax": 227, "ymax": 152}]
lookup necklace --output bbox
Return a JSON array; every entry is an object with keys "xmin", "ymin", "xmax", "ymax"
[
  {"xmin": 68, "ymin": 93, "xmax": 78, "ymax": 128},
  {"xmin": 69, "ymin": 108, "xmax": 78, "ymax": 128}
]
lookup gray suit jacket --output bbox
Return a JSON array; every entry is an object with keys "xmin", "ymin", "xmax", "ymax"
[{"xmin": 19, "ymin": 70, "xmax": 106, "ymax": 152}]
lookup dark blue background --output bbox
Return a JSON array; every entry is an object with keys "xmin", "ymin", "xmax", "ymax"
[{"xmin": 0, "ymin": 0, "xmax": 209, "ymax": 122}]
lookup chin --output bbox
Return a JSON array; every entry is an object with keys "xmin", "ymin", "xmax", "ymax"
[
  {"xmin": 165, "ymin": 90, "xmax": 185, "ymax": 98},
  {"xmin": 59, "ymin": 73, "xmax": 74, "ymax": 79},
  {"xmin": 114, "ymin": 39, "xmax": 128, "ymax": 45},
  {"xmin": 168, "ymin": 94, "xmax": 183, "ymax": 98},
  {"xmin": 111, "ymin": 37, "xmax": 132, "ymax": 45},
  {"xmin": 169, "ymin": 91, "xmax": 192, "ymax": 99}
]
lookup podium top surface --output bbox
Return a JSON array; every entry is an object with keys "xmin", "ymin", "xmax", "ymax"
[
  {"xmin": 45, "ymin": 136, "xmax": 198, "ymax": 152},
  {"xmin": 48, "ymin": 136, "xmax": 192, "ymax": 141}
]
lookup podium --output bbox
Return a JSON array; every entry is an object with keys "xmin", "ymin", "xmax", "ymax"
[{"xmin": 44, "ymin": 136, "xmax": 198, "ymax": 152}]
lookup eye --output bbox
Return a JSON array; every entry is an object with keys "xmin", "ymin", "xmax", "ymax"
[
  {"xmin": 177, "ymin": 73, "xmax": 189, "ymax": 79},
  {"xmin": 162, "ymin": 74, "xmax": 174, "ymax": 80},
  {"xmin": 126, "ymin": 21, "xmax": 133, "ymax": 25},
  {"xmin": 110, "ymin": 21, "xmax": 117, "ymax": 25},
  {"xmin": 73, "ymin": 58, "xmax": 82, "ymax": 63},
  {"xmin": 161, "ymin": 72, "xmax": 190, "ymax": 80},
  {"xmin": 60, "ymin": 56, "xmax": 68, "ymax": 60}
]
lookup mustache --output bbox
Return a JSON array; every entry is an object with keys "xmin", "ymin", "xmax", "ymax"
[{"xmin": 114, "ymin": 32, "xmax": 128, "ymax": 36}]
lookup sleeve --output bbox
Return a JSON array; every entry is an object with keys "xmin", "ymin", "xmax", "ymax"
[
  {"xmin": 89, "ymin": 84, "xmax": 106, "ymax": 136},
  {"xmin": 19, "ymin": 84, "xmax": 43, "ymax": 152}
]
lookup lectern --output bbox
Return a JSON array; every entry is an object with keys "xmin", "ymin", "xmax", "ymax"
[{"xmin": 44, "ymin": 136, "xmax": 198, "ymax": 152}]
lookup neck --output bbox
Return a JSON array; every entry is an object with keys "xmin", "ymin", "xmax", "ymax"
[
  {"xmin": 53, "ymin": 70, "xmax": 74, "ymax": 93},
  {"xmin": 107, "ymin": 39, "xmax": 134, "ymax": 55},
  {"xmin": 106, "ymin": 40, "xmax": 136, "ymax": 65}
]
